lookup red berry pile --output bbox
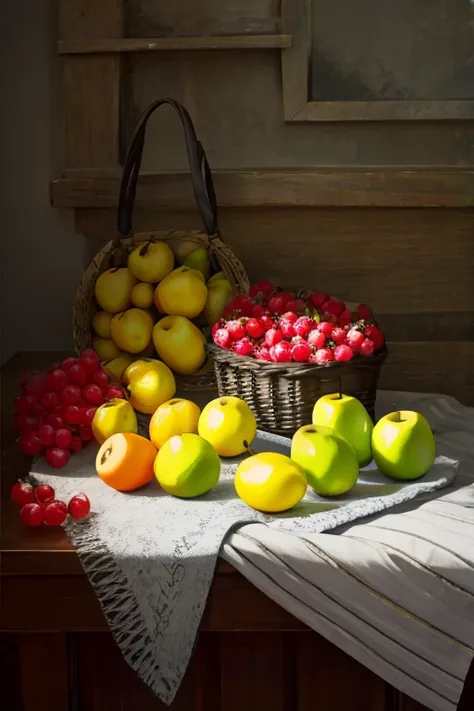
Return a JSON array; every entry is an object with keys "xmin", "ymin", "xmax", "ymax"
[
  {"xmin": 11, "ymin": 477, "xmax": 90, "ymax": 527},
  {"xmin": 212, "ymin": 282, "xmax": 385, "ymax": 365},
  {"xmin": 15, "ymin": 349, "xmax": 127, "ymax": 468}
]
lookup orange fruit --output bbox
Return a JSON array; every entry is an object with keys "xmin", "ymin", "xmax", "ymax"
[{"xmin": 95, "ymin": 432, "xmax": 157, "ymax": 492}]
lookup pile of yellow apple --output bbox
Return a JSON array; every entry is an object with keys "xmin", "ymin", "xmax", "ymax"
[
  {"xmin": 92, "ymin": 384, "xmax": 437, "ymax": 514},
  {"xmin": 92, "ymin": 239, "xmax": 232, "ymax": 378}
]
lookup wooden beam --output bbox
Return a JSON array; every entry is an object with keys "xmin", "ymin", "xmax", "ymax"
[
  {"xmin": 58, "ymin": 34, "xmax": 292, "ymax": 54},
  {"xmin": 50, "ymin": 169, "xmax": 474, "ymax": 209},
  {"xmin": 294, "ymin": 100, "xmax": 474, "ymax": 122}
]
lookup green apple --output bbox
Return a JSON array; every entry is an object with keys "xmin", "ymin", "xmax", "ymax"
[
  {"xmin": 153, "ymin": 433, "xmax": 220, "ymax": 497},
  {"xmin": 291, "ymin": 424, "xmax": 359, "ymax": 497},
  {"xmin": 312, "ymin": 393, "xmax": 373, "ymax": 466},
  {"xmin": 371, "ymin": 410, "xmax": 435, "ymax": 480}
]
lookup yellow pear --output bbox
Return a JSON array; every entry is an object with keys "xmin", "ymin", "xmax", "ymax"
[
  {"xmin": 182, "ymin": 247, "xmax": 210, "ymax": 281},
  {"xmin": 149, "ymin": 398, "xmax": 201, "ymax": 449},
  {"xmin": 95, "ymin": 268, "xmax": 136, "ymax": 313},
  {"xmin": 153, "ymin": 316, "xmax": 206, "ymax": 375},
  {"xmin": 155, "ymin": 266, "xmax": 207, "ymax": 319},
  {"xmin": 93, "ymin": 336, "xmax": 121, "ymax": 361},
  {"xmin": 111, "ymin": 308, "xmax": 154, "ymax": 354},
  {"xmin": 102, "ymin": 353, "xmax": 134, "ymax": 383},
  {"xmin": 131, "ymin": 282, "xmax": 155, "ymax": 309},
  {"xmin": 92, "ymin": 398, "xmax": 138, "ymax": 445},
  {"xmin": 126, "ymin": 359, "xmax": 176, "ymax": 415},
  {"xmin": 92, "ymin": 310, "xmax": 113, "ymax": 338},
  {"xmin": 203, "ymin": 278, "xmax": 233, "ymax": 325},
  {"xmin": 127, "ymin": 241, "xmax": 174, "ymax": 283}
]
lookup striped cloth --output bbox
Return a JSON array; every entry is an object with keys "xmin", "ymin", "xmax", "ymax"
[{"xmin": 222, "ymin": 390, "xmax": 474, "ymax": 711}]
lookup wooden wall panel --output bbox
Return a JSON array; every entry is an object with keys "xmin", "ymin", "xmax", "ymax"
[
  {"xmin": 124, "ymin": 0, "xmax": 281, "ymax": 37},
  {"xmin": 124, "ymin": 52, "xmax": 474, "ymax": 169}
]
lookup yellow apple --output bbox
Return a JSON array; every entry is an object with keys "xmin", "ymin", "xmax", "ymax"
[
  {"xmin": 153, "ymin": 316, "xmax": 206, "ymax": 375},
  {"xmin": 154, "ymin": 433, "xmax": 220, "ymax": 497},
  {"xmin": 92, "ymin": 336, "xmax": 121, "ymax": 362},
  {"xmin": 95, "ymin": 267, "xmax": 136, "ymax": 313},
  {"xmin": 203, "ymin": 278, "xmax": 233, "ymax": 325},
  {"xmin": 131, "ymin": 282, "xmax": 155, "ymax": 309},
  {"xmin": 182, "ymin": 247, "xmax": 210, "ymax": 281},
  {"xmin": 127, "ymin": 241, "xmax": 174, "ymax": 283},
  {"xmin": 198, "ymin": 396, "xmax": 257, "ymax": 457},
  {"xmin": 102, "ymin": 353, "xmax": 134, "ymax": 383},
  {"xmin": 111, "ymin": 308, "xmax": 154, "ymax": 354},
  {"xmin": 149, "ymin": 398, "xmax": 201, "ymax": 449},
  {"xmin": 235, "ymin": 452, "xmax": 307, "ymax": 512},
  {"xmin": 92, "ymin": 310, "xmax": 113, "ymax": 338},
  {"xmin": 154, "ymin": 266, "xmax": 208, "ymax": 319},
  {"xmin": 92, "ymin": 398, "xmax": 138, "ymax": 445},
  {"xmin": 125, "ymin": 359, "xmax": 176, "ymax": 414}
]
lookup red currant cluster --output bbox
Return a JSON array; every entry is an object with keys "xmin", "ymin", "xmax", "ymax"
[
  {"xmin": 212, "ymin": 281, "xmax": 385, "ymax": 365},
  {"xmin": 15, "ymin": 349, "xmax": 126, "ymax": 468},
  {"xmin": 11, "ymin": 478, "xmax": 90, "ymax": 527}
]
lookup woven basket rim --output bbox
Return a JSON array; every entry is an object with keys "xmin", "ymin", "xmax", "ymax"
[{"xmin": 208, "ymin": 343, "xmax": 388, "ymax": 376}]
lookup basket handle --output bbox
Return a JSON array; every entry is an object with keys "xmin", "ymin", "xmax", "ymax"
[{"xmin": 117, "ymin": 98, "xmax": 219, "ymax": 241}]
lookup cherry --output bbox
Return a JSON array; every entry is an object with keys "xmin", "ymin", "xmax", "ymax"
[
  {"xmin": 294, "ymin": 316, "xmax": 312, "ymax": 337},
  {"xmin": 346, "ymin": 328, "xmax": 365, "ymax": 352},
  {"xmin": 24, "ymin": 372, "xmax": 47, "ymax": 397},
  {"xmin": 291, "ymin": 341, "xmax": 311, "ymax": 362},
  {"xmin": 105, "ymin": 385, "xmax": 124, "ymax": 401},
  {"xmin": 55, "ymin": 428, "xmax": 72, "ymax": 449},
  {"xmin": 83, "ymin": 384, "xmax": 104, "ymax": 406},
  {"xmin": 281, "ymin": 311, "xmax": 298, "ymax": 324},
  {"xmin": 39, "ymin": 424, "xmax": 56, "ymax": 447},
  {"xmin": 307, "ymin": 330, "xmax": 326, "ymax": 349},
  {"xmin": 357, "ymin": 304, "xmax": 373, "ymax": 321},
  {"xmin": 227, "ymin": 320, "xmax": 246, "ymax": 342},
  {"xmin": 15, "ymin": 412, "xmax": 39, "ymax": 435},
  {"xmin": 338, "ymin": 309, "xmax": 352, "ymax": 326},
  {"xmin": 322, "ymin": 299, "xmax": 345, "ymax": 317},
  {"xmin": 213, "ymin": 328, "xmax": 232, "ymax": 349},
  {"xmin": 68, "ymin": 363, "xmax": 88, "ymax": 386},
  {"xmin": 90, "ymin": 368, "xmax": 109, "ymax": 392},
  {"xmin": 312, "ymin": 348, "xmax": 334, "ymax": 365},
  {"xmin": 309, "ymin": 292, "xmax": 329, "ymax": 309},
  {"xmin": 45, "ymin": 369, "xmax": 68, "ymax": 393},
  {"xmin": 70, "ymin": 435, "xmax": 83, "ymax": 453},
  {"xmin": 316, "ymin": 321, "xmax": 334, "ymax": 338},
  {"xmin": 280, "ymin": 319, "xmax": 296, "ymax": 339},
  {"xmin": 61, "ymin": 384, "xmax": 82, "ymax": 406},
  {"xmin": 79, "ymin": 349, "xmax": 101, "ymax": 375},
  {"xmin": 245, "ymin": 318, "xmax": 265, "ymax": 339},
  {"xmin": 35, "ymin": 484, "xmax": 55, "ymax": 505},
  {"xmin": 11, "ymin": 481, "xmax": 36, "ymax": 506},
  {"xmin": 259, "ymin": 315, "xmax": 274, "ymax": 331},
  {"xmin": 360, "ymin": 338, "xmax": 375, "ymax": 357},
  {"xmin": 79, "ymin": 426, "xmax": 94, "ymax": 442},
  {"xmin": 270, "ymin": 341, "xmax": 292, "ymax": 363},
  {"xmin": 252, "ymin": 304, "xmax": 266, "ymax": 319},
  {"xmin": 255, "ymin": 346, "xmax": 271, "ymax": 361},
  {"xmin": 15, "ymin": 395, "xmax": 36, "ymax": 414},
  {"xmin": 264, "ymin": 328, "xmax": 283, "ymax": 348},
  {"xmin": 234, "ymin": 338, "xmax": 254, "ymax": 356},
  {"xmin": 45, "ymin": 448, "xmax": 70, "ymax": 469},
  {"xmin": 65, "ymin": 405, "xmax": 82, "ymax": 425},
  {"xmin": 61, "ymin": 357, "xmax": 77, "ymax": 372},
  {"xmin": 249, "ymin": 280, "xmax": 275, "ymax": 299},
  {"xmin": 364, "ymin": 325, "xmax": 385, "ymax": 350},
  {"xmin": 41, "ymin": 391, "xmax": 59, "ymax": 411},
  {"xmin": 334, "ymin": 344, "xmax": 354, "ymax": 363},
  {"xmin": 47, "ymin": 414, "xmax": 65, "ymax": 430},
  {"xmin": 330, "ymin": 327, "xmax": 346, "ymax": 345},
  {"xmin": 19, "ymin": 431, "xmax": 43, "ymax": 456},
  {"xmin": 285, "ymin": 299, "xmax": 306, "ymax": 314},
  {"xmin": 78, "ymin": 407, "xmax": 96, "ymax": 426},
  {"xmin": 52, "ymin": 404, "xmax": 66, "ymax": 418},
  {"xmin": 68, "ymin": 494, "xmax": 91, "ymax": 520},
  {"xmin": 44, "ymin": 500, "xmax": 68, "ymax": 526},
  {"xmin": 20, "ymin": 502, "xmax": 45, "ymax": 527}
]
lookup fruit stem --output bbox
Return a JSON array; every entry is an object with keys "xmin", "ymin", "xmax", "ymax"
[
  {"xmin": 139, "ymin": 240, "xmax": 152, "ymax": 256},
  {"xmin": 391, "ymin": 406, "xmax": 402, "ymax": 422},
  {"xmin": 243, "ymin": 440, "xmax": 256, "ymax": 456}
]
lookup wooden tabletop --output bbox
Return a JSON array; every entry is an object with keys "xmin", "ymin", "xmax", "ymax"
[{"xmin": 0, "ymin": 352, "xmax": 233, "ymax": 577}]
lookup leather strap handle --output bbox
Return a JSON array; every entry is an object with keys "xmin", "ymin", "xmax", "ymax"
[{"xmin": 117, "ymin": 98, "xmax": 219, "ymax": 240}]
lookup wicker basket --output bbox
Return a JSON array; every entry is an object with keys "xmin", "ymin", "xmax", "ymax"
[
  {"xmin": 73, "ymin": 98, "xmax": 249, "ymax": 391},
  {"xmin": 208, "ymin": 343, "xmax": 388, "ymax": 436}
]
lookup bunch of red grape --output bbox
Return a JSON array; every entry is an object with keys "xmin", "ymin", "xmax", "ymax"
[
  {"xmin": 212, "ymin": 281, "xmax": 385, "ymax": 365},
  {"xmin": 11, "ymin": 477, "xmax": 90, "ymax": 527},
  {"xmin": 15, "ymin": 349, "xmax": 126, "ymax": 468}
]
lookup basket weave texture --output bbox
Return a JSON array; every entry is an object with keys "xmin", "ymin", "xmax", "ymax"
[{"xmin": 209, "ymin": 343, "xmax": 388, "ymax": 436}]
